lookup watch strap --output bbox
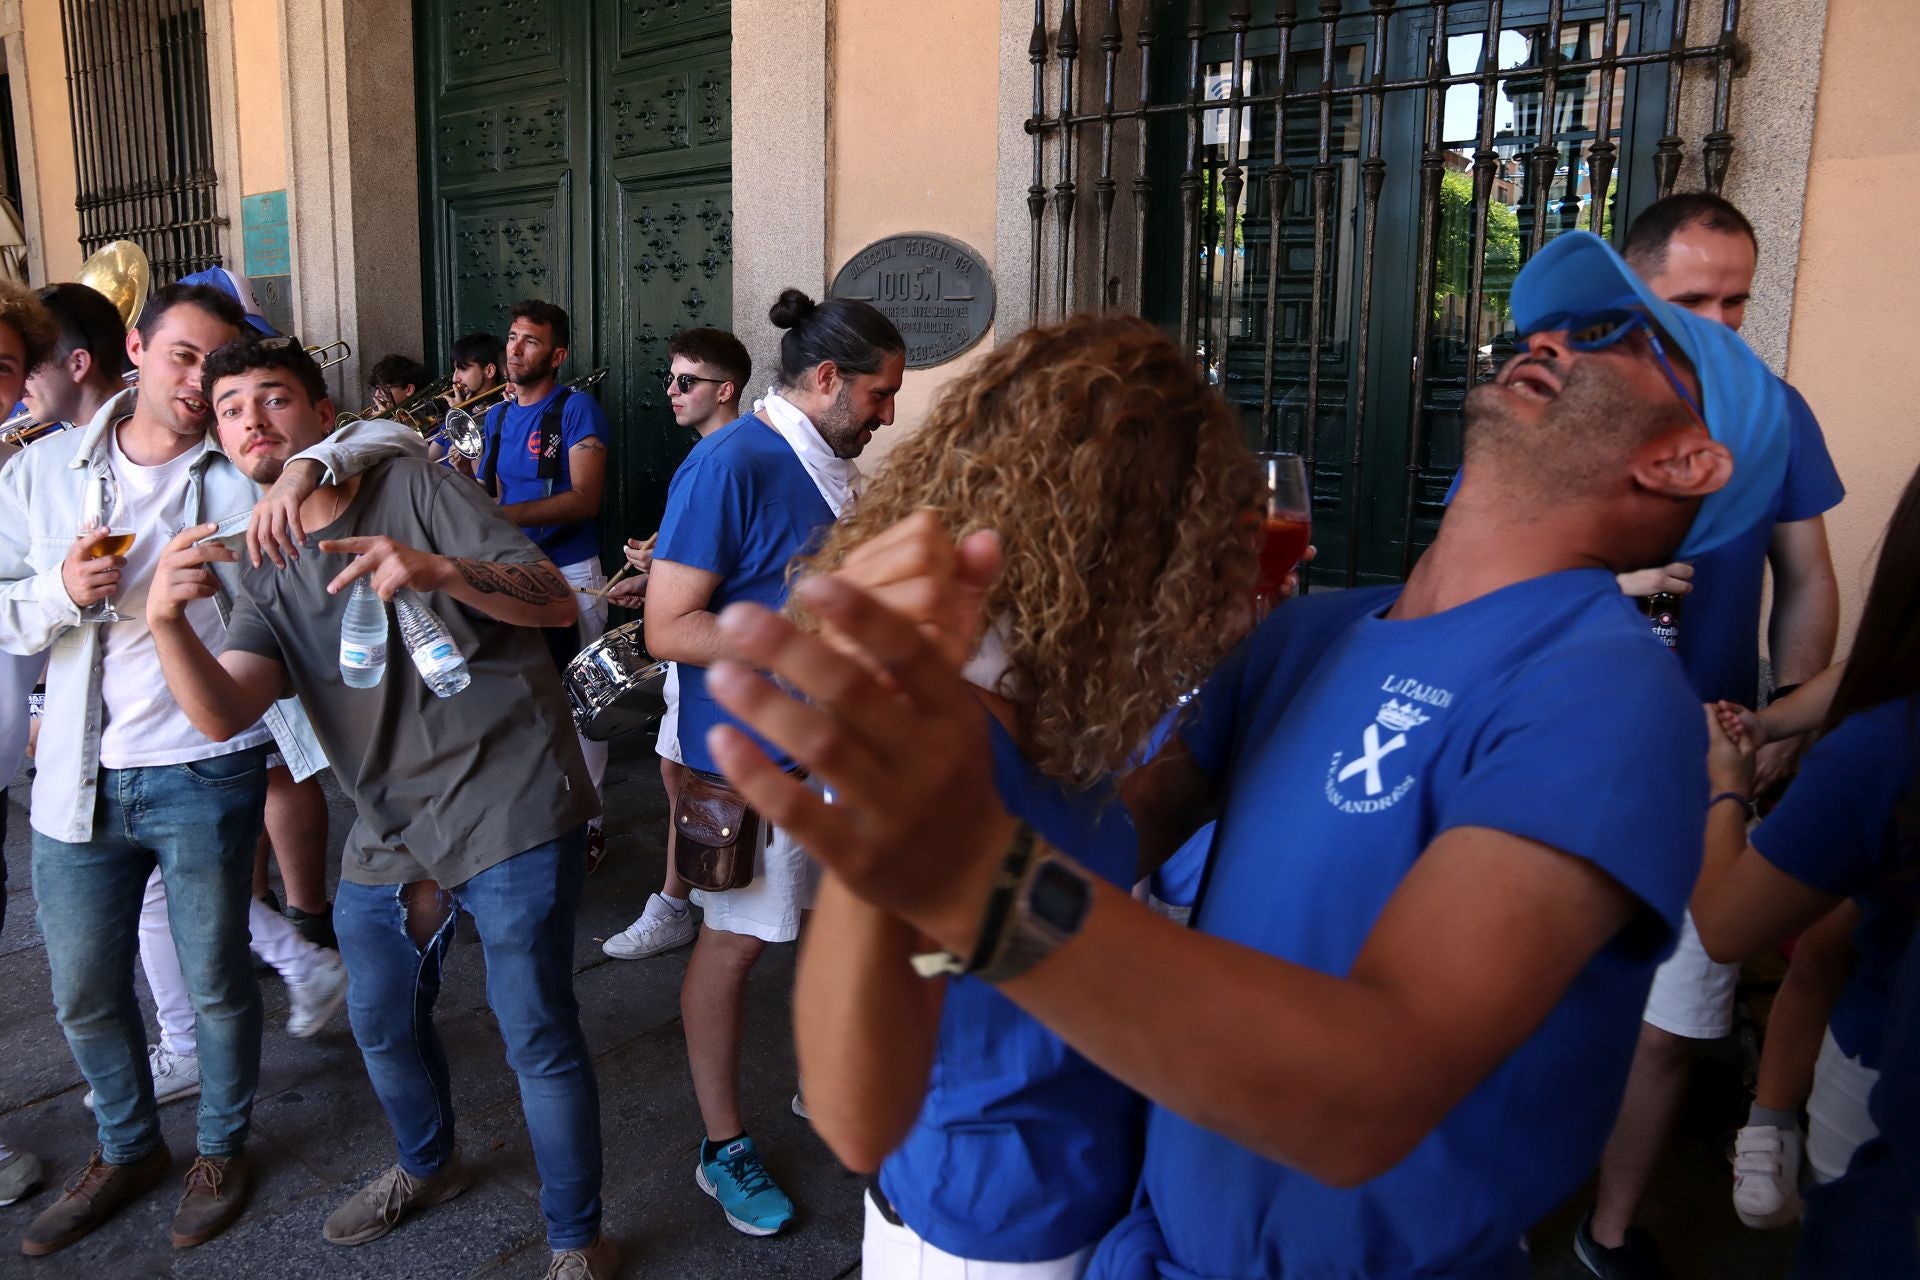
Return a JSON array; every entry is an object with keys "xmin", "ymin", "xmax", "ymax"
[{"xmin": 908, "ymin": 823, "xmax": 1037, "ymax": 979}]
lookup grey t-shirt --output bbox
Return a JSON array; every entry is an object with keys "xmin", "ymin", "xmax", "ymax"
[{"xmin": 224, "ymin": 458, "xmax": 597, "ymax": 887}]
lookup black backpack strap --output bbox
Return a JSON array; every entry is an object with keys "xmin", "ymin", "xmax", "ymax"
[{"xmin": 535, "ymin": 387, "xmax": 572, "ymax": 484}]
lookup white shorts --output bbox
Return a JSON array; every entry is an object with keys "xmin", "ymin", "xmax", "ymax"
[
  {"xmin": 656, "ymin": 664, "xmax": 683, "ymax": 766},
  {"xmin": 1807, "ymin": 1026, "xmax": 1881, "ymax": 1182},
  {"xmin": 1643, "ymin": 910, "xmax": 1740, "ymax": 1039},
  {"xmin": 862, "ymin": 1188, "xmax": 1091, "ymax": 1280},
  {"xmin": 691, "ymin": 809, "xmax": 818, "ymax": 944}
]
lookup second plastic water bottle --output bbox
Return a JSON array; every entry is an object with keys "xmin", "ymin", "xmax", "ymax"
[
  {"xmin": 395, "ymin": 590, "xmax": 472, "ymax": 697},
  {"xmin": 339, "ymin": 579, "xmax": 388, "ymax": 688}
]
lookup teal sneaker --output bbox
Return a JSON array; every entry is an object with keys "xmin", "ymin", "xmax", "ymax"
[{"xmin": 694, "ymin": 1135, "xmax": 794, "ymax": 1236}]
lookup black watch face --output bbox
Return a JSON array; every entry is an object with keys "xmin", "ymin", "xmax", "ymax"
[{"xmin": 1029, "ymin": 861, "xmax": 1091, "ymax": 933}]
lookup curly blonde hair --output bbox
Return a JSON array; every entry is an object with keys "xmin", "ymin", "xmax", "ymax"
[
  {"xmin": 0, "ymin": 280, "xmax": 60, "ymax": 375},
  {"xmin": 792, "ymin": 312, "xmax": 1262, "ymax": 788}
]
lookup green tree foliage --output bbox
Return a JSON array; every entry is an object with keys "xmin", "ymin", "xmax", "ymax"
[{"xmin": 1431, "ymin": 169, "xmax": 1522, "ymax": 324}]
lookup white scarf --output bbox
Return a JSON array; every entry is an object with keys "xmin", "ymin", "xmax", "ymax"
[{"xmin": 758, "ymin": 390, "xmax": 861, "ymax": 518}]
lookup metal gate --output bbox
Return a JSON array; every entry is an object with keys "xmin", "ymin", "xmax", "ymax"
[
  {"xmin": 1023, "ymin": 0, "xmax": 1744, "ymax": 584},
  {"xmin": 59, "ymin": 0, "xmax": 224, "ymax": 282},
  {"xmin": 415, "ymin": 0, "xmax": 732, "ymax": 553}
]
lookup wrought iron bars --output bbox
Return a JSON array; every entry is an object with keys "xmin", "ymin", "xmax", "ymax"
[
  {"xmin": 59, "ymin": 0, "xmax": 225, "ymax": 283},
  {"xmin": 1024, "ymin": 0, "xmax": 1745, "ymax": 581}
]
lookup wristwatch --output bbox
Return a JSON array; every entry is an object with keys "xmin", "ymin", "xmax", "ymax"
[{"xmin": 971, "ymin": 855, "xmax": 1095, "ymax": 986}]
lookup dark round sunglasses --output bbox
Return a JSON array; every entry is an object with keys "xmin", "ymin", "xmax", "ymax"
[{"xmin": 663, "ymin": 373, "xmax": 728, "ymax": 394}]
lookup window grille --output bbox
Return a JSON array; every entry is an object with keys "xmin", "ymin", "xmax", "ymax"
[
  {"xmin": 59, "ymin": 0, "xmax": 224, "ymax": 283},
  {"xmin": 1023, "ymin": 0, "xmax": 1745, "ymax": 583}
]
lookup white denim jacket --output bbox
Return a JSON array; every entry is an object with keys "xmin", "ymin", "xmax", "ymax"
[{"xmin": 0, "ymin": 389, "xmax": 426, "ymax": 841}]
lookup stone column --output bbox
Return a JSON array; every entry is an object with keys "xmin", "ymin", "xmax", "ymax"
[
  {"xmin": 730, "ymin": 0, "xmax": 828, "ymax": 399},
  {"xmin": 0, "ymin": 0, "xmax": 48, "ymax": 283},
  {"xmin": 279, "ymin": 0, "xmax": 423, "ymax": 401}
]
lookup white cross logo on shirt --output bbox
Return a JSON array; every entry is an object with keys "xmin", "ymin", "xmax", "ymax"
[{"xmin": 1337, "ymin": 723, "xmax": 1408, "ymax": 797}]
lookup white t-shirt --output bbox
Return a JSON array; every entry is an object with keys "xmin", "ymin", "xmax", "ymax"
[{"xmin": 98, "ymin": 427, "xmax": 272, "ymax": 768}]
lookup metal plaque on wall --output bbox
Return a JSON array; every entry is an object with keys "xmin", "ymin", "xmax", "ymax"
[{"xmin": 829, "ymin": 234, "xmax": 995, "ymax": 369}]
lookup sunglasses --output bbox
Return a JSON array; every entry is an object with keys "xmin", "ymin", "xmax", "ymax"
[
  {"xmin": 1517, "ymin": 307, "xmax": 1705, "ymax": 424},
  {"xmin": 663, "ymin": 372, "xmax": 728, "ymax": 395}
]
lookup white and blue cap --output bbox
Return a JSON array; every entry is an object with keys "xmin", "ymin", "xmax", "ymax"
[
  {"xmin": 1508, "ymin": 230, "xmax": 1788, "ymax": 560},
  {"xmin": 177, "ymin": 266, "xmax": 279, "ymax": 338}
]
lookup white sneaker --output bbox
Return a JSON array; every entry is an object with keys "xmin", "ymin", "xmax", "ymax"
[
  {"xmin": 84, "ymin": 1043, "xmax": 201, "ymax": 1109},
  {"xmin": 602, "ymin": 894, "xmax": 696, "ymax": 960},
  {"xmin": 1732, "ymin": 1122, "xmax": 1803, "ymax": 1228},
  {"xmin": 286, "ymin": 952, "xmax": 350, "ymax": 1038}
]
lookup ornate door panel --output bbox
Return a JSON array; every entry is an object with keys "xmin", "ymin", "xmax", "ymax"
[
  {"xmin": 416, "ymin": 0, "xmax": 732, "ymax": 553},
  {"xmin": 418, "ymin": 0, "xmax": 593, "ymax": 355},
  {"xmin": 597, "ymin": 0, "xmax": 733, "ymax": 536}
]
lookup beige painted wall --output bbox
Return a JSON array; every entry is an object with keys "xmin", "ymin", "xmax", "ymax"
[
  {"xmin": 232, "ymin": 0, "xmax": 284, "ymax": 196},
  {"xmin": 827, "ymin": 0, "xmax": 1000, "ymax": 467},
  {"xmin": 1785, "ymin": 0, "xmax": 1920, "ymax": 650},
  {"xmin": 20, "ymin": 0, "xmax": 77, "ymax": 280}
]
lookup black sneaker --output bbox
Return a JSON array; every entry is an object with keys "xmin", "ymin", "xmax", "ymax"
[
  {"xmin": 1573, "ymin": 1211, "xmax": 1674, "ymax": 1280},
  {"xmin": 283, "ymin": 903, "xmax": 337, "ymax": 951}
]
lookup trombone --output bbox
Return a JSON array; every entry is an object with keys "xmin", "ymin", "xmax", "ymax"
[
  {"xmin": 336, "ymin": 374, "xmax": 454, "ymax": 432},
  {"xmin": 438, "ymin": 368, "xmax": 610, "ymax": 461}
]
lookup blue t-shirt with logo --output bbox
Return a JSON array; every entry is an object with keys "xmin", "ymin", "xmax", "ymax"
[
  {"xmin": 1675, "ymin": 385, "xmax": 1842, "ymax": 704},
  {"xmin": 1752, "ymin": 696, "xmax": 1920, "ymax": 1069},
  {"xmin": 1089, "ymin": 571, "xmax": 1705, "ymax": 1279},
  {"xmin": 880, "ymin": 715, "xmax": 1145, "ymax": 1262},
  {"xmin": 486, "ymin": 384, "xmax": 609, "ymax": 567},
  {"xmin": 1440, "ymin": 380, "xmax": 1843, "ymax": 705},
  {"xmin": 653, "ymin": 413, "xmax": 834, "ymax": 774}
]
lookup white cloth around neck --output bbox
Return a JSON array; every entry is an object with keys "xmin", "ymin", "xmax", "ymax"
[{"xmin": 759, "ymin": 390, "xmax": 861, "ymax": 518}]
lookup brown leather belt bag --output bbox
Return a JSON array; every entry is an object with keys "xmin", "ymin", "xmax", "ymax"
[{"xmin": 673, "ymin": 769, "xmax": 759, "ymax": 892}]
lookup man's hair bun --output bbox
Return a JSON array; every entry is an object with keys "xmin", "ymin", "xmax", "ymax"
[{"xmin": 769, "ymin": 288, "xmax": 817, "ymax": 330}]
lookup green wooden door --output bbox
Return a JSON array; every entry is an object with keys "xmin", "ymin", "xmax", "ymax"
[{"xmin": 415, "ymin": 0, "xmax": 733, "ymax": 556}]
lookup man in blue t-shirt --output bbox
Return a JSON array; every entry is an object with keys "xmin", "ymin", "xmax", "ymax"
[
  {"xmin": 645, "ymin": 288, "xmax": 903, "ymax": 1239},
  {"xmin": 477, "ymin": 299, "xmax": 612, "ymax": 859},
  {"xmin": 696, "ymin": 233, "xmax": 1792, "ymax": 1278},
  {"xmin": 1584, "ymin": 194, "xmax": 1845, "ymax": 1276}
]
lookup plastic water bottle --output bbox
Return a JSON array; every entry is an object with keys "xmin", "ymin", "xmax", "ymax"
[
  {"xmin": 339, "ymin": 579, "xmax": 388, "ymax": 688},
  {"xmin": 395, "ymin": 590, "xmax": 471, "ymax": 697}
]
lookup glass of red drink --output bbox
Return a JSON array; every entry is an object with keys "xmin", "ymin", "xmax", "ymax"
[{"xmin": 1254, "ymin": 452, "xmax": 1311, "ymax": 610}]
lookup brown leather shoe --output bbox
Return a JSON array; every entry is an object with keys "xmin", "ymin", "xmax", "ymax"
[
  {"xmin": 20, "ymin": 1145, "xmax": 172, "ymax": 1257},
  {"xmin": 169, "ymin": 1153, "xmax": 253, "ymax": 1249}
]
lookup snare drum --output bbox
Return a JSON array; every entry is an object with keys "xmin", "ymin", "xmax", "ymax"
[{"xmin": 563, "ymin": 620, "xmax": 669, "ymax": 741}]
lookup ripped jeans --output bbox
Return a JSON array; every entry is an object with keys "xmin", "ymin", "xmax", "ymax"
[{"xmin": 331, "ymin": 829, "xmax": 601, "ymax": 1251}]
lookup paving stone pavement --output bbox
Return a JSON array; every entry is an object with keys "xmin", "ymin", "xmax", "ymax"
[
  {"xmin": 2, "ymin": 739, "xmax": 864, "ymax": 1279},
  {"xmin": 1, "ymin": 734, "xmax": 1800, "ymax": 1279}
]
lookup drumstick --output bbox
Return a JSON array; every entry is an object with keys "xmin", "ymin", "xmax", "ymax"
[{"xmin": 575, "ymin": 562, "xmax": 637, "ymax": 598}]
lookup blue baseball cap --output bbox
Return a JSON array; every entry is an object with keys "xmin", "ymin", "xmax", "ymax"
[
  {"xmin": 1508, "ymin": 231, "xmax": 1788, "ymax": 560},
  {"xmin": 177, "ymin": 266, "xmax": 279, "ymax": 338}
]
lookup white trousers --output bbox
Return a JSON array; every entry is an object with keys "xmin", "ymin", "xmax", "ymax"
[
  {"xmin": 138, "ymin": 868, "xmax": 326, "ymax": 1056},
  {"xmin": 559, "ymin": 557, "xmax": 609, "ymax": 819},
  {"xmin": 862, "ymin": 1190, "xmax": 1092, "ymax": 1280}
]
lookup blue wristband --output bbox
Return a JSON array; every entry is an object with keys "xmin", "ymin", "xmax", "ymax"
[{"xmin": 1710, "ymin": 791, "xmax": 1756, "ymax": 820}]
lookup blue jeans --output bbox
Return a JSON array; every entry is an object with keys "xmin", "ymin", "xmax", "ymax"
[
  {"xmin": 333, "ymin": 830, "xmax": 602, "ymax": 1250},
  {"xmin": 32, "ymin": 749, "xmax": 268, "ymax": 1163}
]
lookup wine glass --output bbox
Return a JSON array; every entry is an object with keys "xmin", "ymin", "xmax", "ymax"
[
  {"xmin": 77, "ymin": 471, "xmax": 131, "ymax": 624},
  {"xmin": 1252, "ymin": 452, "xmax": 1311, "ymax": 612}
]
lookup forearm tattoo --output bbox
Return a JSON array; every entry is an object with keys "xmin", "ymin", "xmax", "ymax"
[{"xmin": 452, "ymin": 559, "xmax": 570, "ymax": 605}]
